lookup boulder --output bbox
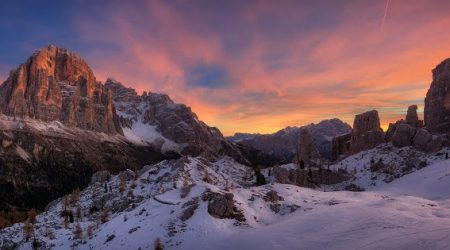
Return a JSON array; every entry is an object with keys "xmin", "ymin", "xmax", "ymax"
[
  {"xmin": 391, "ymin": 124, "xmax": 416, "ymax": 147},
  {"xmin": 263, "ymin": 190, "xmax": 284, "ymax": 203},
  {"xmin": 202, "ymin": 191, "xmax": 245, "ymax": 222},
  {"xmin": 413, "ymin": 128, "xmax": 443, "ymax": 152}
]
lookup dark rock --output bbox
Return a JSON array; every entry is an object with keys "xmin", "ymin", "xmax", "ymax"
[
  {"xmin": 331, "ymin": 133, "xmax": 351, "ymax": 161},
  {"xmin": 425, "ymin": 58, "xmax": 450, "ymax": 134},
  {"xmin": 295, "ymin": 128, "xmax": 321, "ymax": 167},
  {"xmin": 180, "ymin": 197, "xmax": 199, "ymax": 221},
  {"xmin": 406, "ymin": 105, "xmax": 423, "ymax": 128},
  {"xmin": 263, "ymin": 190, "xmax": 284, "ymax": 203},
  {"xmin": 344, "ymin": 183, "xmax": 365, "ymax": 192},
  {"xmin": 349, "ymin": 110, "xmax": 385, "ymax": 154},
  {"xmin": 413, "ymin": 129, "xmax": 443, "ymax": 153},
  {"xmin": 202, "ymin": 191, "xmax": 245, "ymax": 222},
  {"xmin": 391, "ymin": 124, "xmax": 416, "ymax": 147},
  {"xmin": 272, "ymin": 166, "xmax": 348, "ymax": 188}
]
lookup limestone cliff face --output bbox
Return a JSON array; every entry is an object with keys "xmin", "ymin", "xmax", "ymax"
[
  {"xmin": 331, "ymin": 110, "xmax": 385, "ymax": 160},
  {"xmin": 0, "ymin": 45, "xmax": 122, "ymax": 134},
  {"xmin": 349, "ymin": 110, "xmax": 385, "ymax": 153},
  {"xmin": 296, "ymin": 128, "xmax": 321, "ymax": 167},
  {"xmin": 424, "ymin": 58, "xmax": 450, "ymax": 134}
]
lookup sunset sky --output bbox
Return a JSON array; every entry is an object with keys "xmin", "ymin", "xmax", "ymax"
[{"xmin": 1, "ymin": 0, "xmax": 450, "ymax": 135}]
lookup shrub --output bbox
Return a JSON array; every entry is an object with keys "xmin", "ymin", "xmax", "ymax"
[
  {"xmin": 70, "ymin": 188, "xmax": 80, "ymax": 205},
  {"xmin": 100, "ymin": 208, "xmax": 109, "ymax": 224},
  {"xmin": 23, "ymin": 219, "xmax": 34, "ymax": 241}
]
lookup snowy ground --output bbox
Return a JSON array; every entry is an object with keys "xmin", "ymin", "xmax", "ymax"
[{"xmin": 1, "ymin": 152, "xmax": 450, "ymax": 249}]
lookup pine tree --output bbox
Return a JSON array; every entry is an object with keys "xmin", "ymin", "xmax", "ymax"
[
  {"xmin": 64, "ymin": 214, "xmax": 69, "ymax": 229},
  {"xmin": 73, "ymin": 222, "xmax": 83, "ymax": 240},
  {"xmin": 300, "ymin": 160, "xmax": 305, "ymax": 170},
  {"xmin": 154, "ymin": 238, "xmax": 164, "ymax": 250},
  {"xmin": 63, "ymin": 195, "xmax": 69, "ymax": 211},
  {"xmin": 119, "ymin": 176, "xmax": 126, "ymax": 193},
  {"xmin": 75, "ymin": 205, "xmax": 82, "ymax": 222}
]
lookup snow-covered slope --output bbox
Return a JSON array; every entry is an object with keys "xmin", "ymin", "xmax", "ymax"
[
  {"xmin": 327, "ymin": 143, "xmax": 450, "ymax": 190},
  {"xmin": 377, "ymin": 159, "xmax": 450, "ymax": 200},
  {"xmin": 2, "ymin": 150, "xmax": 450, "ymax": 249}
]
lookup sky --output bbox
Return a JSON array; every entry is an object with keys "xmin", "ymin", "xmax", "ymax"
[{"xmin": 1, "ymin": 0, "xmax": 450, "ymax": 135}]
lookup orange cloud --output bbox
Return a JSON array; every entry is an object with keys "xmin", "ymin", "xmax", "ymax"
[{"xmin": 73, "ymin": 0, "xmax": 450, "ymax": 136}]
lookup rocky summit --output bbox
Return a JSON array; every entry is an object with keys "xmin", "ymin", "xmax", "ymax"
[{"xmin": 0, "ymin": 45, "xmax": 122, "ymax": 135}]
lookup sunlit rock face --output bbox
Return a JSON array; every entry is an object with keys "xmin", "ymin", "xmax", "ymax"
[
  {"xmin": 425, "ymin": 58, "xmax": 450, "ymax": 134},
  {"xmin": 0, "ymin": 45, "xmax": 122, "ymax": 134}
]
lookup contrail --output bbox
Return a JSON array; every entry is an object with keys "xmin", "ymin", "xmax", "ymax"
[{"xmin": 381, "ymin": 0, "xmax": 391, "ymax": 32}]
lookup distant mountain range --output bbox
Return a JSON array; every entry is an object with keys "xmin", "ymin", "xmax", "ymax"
[{"xmin": 228, "ymin": 119, "xmax": 352, "ymax": 164}]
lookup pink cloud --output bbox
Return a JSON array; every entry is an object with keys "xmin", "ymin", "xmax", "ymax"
[{"xmin": 72, "ymin": 0, "xmax": 450, "ymax": 135}]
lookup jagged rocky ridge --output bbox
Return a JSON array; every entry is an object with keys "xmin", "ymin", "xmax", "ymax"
[{"xmin": 105, "ymin": 79, "xmax": 245, "ymax": 161}]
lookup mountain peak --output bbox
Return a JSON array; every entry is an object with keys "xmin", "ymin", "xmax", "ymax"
[{"xmin": 0, "ymin": 46, "xmax": 123, "ymax": 134}]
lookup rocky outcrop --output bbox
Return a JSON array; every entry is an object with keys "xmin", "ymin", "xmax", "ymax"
[
  {"xmin": 331, "ymin": 110, "xmax": 385, "ymax": 160},
  {"xmin": 424, "ymin": 58, "xmax": 450, "ymax": 134},
  {"xmin": 388, "ymin": 123, "xmax": 442, "ymax": 152},
  {"xmin": 295, "ymin": 128, "xmax": 321, "ymax": 167},
  {"xmin": 201, "ymin": 190, "xmax": 245, "ymax": 222},
  {"xmin": 331, "ymin": 133, "xmax": 351, "ymax": 161},
  {"xmin": 0, "ymin": 45, "xmax": 122, "ymax": 134},
  {"xmin": 272, "ymin": 166, "xmax": 348, "ymax": 188},
  {"xmin": 413, "ymin": 128, "xmax": 443, "ymax": 152},
  {"xmin": 384, "ymin": 103, "xmax": 442, "ymax": 152},
  {"xmin": 406, "ymin": 105, "xmax": 423, "ymax": 128},
  {"xmin": 349, "ymin": 110, "xmax": 385, "ymax": 153}
]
